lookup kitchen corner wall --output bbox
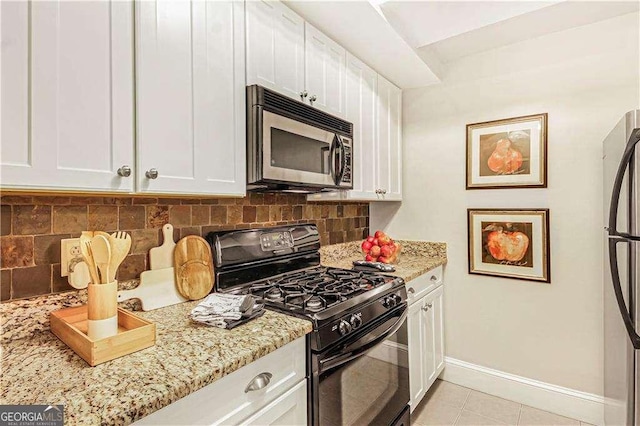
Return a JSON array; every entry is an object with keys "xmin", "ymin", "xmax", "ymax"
[
  {"xmin": 371, "ymin": 12, "xmax": 640, "ymax": 397},
  {"xmin": 0, "ymin": 194, "xmax": 369, "ymax": 302}
]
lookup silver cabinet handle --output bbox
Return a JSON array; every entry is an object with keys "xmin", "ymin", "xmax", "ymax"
[
  {"xmin": 427, "ymin": 303, "xmax": 433, "ymax": 308},
  {"xmin": 244, "ymin": 372, "xmax": 273, "ymax": 393},
  {"xmin": 117, "ymin": 165, "xmax": 131, "ymax": 177},
  {"xmin": 430, "ymin": 275, "xmax": 438, "ymax": 282},
  {"xmin": 300, "ymin": 90, "xmax": 308, "ymax": 100},
  {"xmin": 422, "ymin": 305, "xmax": 429, "ymax": 311},
  {"xmin": 407, "ymin": 287, "xmax": 415, "ymax": 294},
  {"xmin": 382, "ymin": 189, "xmax": 387, "ymax": 194},
  {"xmin": 309, "ymin": 95, "xmax": 317, "ymax": 105},
  {"xmin": 145, "ymin": 168, "xmax": 159, "ymax": 179}
]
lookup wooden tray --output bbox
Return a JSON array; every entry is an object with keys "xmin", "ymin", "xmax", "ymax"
[{"xmin": 50, "ymin": 306, "xmax": 156, "ymax": 366}]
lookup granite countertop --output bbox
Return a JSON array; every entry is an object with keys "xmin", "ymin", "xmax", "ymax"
[
  {"xmin": 0, "ymin": 301, "xmax": 312, "ymax": 425},
  {"xmin": 320, "ymin": 240, "xmax": 447, "ymax": 282},
  {"xmin": 0, "ymin": 239, "xmax": 444, "ymax": 425}
]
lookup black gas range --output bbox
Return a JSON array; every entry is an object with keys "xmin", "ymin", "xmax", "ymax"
[{"xmin": 207, "ymin": 224, "xmax": 410, "ymax": 426}]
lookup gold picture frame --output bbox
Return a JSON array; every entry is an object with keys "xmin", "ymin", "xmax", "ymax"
[
  {"xmin": 466, "ymin": 113, "xmax": 548, "ymax": 189},
  {"xmin": 468, "ymin": 209, "xmax": 550, "ymax": 283}
]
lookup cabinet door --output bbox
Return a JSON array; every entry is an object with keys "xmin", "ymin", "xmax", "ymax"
[
  {"xmin": 136, "ymin": 0, "xmax": 245, "ymax": 196},
  {"xmin": 376, "ymin": 75, "xmax": 402, "ymax": 201},
  {"xmin": 1, "ymin": 1, "xmax": 134, "ymax": 192},
  {"xmin": 246, "ymin": 0, "xmax": 305, "ymax": 102},
  {"xmin": 424, "ymin": 286, "xmax": 444, "ymax": 386},
  {"xmin": 408, "ymin": 299, "xmax": 427, "ymax": 411},
  {"xmin": 304, "ymin": 23, "xmax": 346, "ymax": 118},
  {"xmin": 344, "ymin": 53, "xmax": 378, "ymax": 200},
  {"xmin": 431, "ymin": 286, "xmax": 445, "ymax": 379},
  {"xmin": 243, "ymin": 380, "xmax": 307, "ymax": 425}
]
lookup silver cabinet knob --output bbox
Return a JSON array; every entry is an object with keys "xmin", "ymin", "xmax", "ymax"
[
  {"xmin": 430, "ymin": 275, "xmax": 438, "ymax": 281},
  {"xmin": 145, "ymin": 168, "xmax": 158, "ymax": 179},
  {"xmin": 382, "ymin": 189, "xmax": 387, "ymax": 194},
  {"xmin": 407, "ymin": 287, "xmax": 415, "ymax": 294},
  {"xmin": 244, "ymin": 372, "xmax": 273, "ymax": 393},
  {"xmin": 117, "ymin": 165, "xmax": 131, "ymax": 177},
  {"xmin": 309, "ymin": 95, "xmax": 317, "ymax": 105},
  {"xmin": 427, "ymin": 303, "xmax": 433, "ymax": 308},
  {"xmin": 300, "ymin": 90, "xmax": 308, "ymax": 100},
  {"xmin": 422, "ymin": 305, "xmax": 429, "ymax": 311}
]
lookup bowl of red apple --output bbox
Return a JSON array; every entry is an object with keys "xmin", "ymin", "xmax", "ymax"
[{"xmin": 360, "ymin": 230, "xmax": 401, "ymax": 264}]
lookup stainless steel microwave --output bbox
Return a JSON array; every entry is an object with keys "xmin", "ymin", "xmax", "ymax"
[{"xmin": 247, "ymin": 85, "xmax": 353, "ymax": 193}]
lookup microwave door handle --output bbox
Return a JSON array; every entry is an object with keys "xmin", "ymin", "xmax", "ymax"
[
  {"xmin": 319, "ymin": 307, "xmax": 408, "ymax": 373},
  {"xmin": 608, "ymin": 128, "xmax": 640, "ymax": 241},
  {"xmin": 329, "ymin": 136, "xmax": 338, "ymax": 183}
]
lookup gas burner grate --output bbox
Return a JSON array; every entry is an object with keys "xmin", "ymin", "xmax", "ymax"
[{"xmin": 244, "ymin": 266, "xmax": 393, "ymax": 314}]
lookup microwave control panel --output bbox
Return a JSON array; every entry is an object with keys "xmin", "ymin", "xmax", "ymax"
[
  {"xmin": 342, "ymin": 144, "xmax": 352, "ymax": 184},
  {"xmin": 260, "ymin": 231, "xmax": 294, "ymax": 251}
]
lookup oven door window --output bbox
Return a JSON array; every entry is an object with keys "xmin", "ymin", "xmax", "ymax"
[
  {"xmin": 317, "ymin": 310, "xmax": 409, "ymax": 426},
  {"xmin": 262, "ymin": 110, "xmax": 337, "ymax": 186}
]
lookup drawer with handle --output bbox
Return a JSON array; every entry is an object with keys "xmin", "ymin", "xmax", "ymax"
[
  {"xmin": 406, "ymin": 266, "xmax": 443, "ymax": 305},
  {"xmin": 134, "ymin": 337, "xmax": 306, "ymax": 425}
]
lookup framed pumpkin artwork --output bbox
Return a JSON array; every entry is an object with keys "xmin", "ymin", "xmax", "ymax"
[
  {"xmin": 468, "ymin": 209, "xmax": 550, "ymax": 283},
  {"xmin": 466, "ymin": 113, "xmax": 547, "ymax": 189}
]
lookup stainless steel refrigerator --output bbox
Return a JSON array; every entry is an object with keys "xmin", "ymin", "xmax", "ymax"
[{"xmin": 604, "ymin": 110, "xmax": 640, "ymax": 425}]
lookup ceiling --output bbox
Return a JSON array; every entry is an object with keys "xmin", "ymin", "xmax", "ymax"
[{"xmin": 285, "ymin": 0, "xmax": 640, "ymax": 89}]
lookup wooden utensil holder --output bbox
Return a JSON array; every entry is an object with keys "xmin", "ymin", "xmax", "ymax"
[{"xmin": 87, "ymin": 281, "xmax": 118, "ymax": 339}]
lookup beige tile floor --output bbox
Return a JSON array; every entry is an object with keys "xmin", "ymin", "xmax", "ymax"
[{"xmin": 411, "ymin": 380, "xmax": 592, "ymax": 426}]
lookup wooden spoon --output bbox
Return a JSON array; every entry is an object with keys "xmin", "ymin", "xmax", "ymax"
[
  {"xmin": 91, "ymin": 235, "xmax": 112, "ymax": 284},
  {"xmin": 108, "ymin": 231, "xmax": 131, "ymax": 280},
  {"xmin": 80, "ymin": 231, "xmax": 99, "ymax": 285}
]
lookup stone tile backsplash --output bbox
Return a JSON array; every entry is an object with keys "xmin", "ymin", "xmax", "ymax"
[{"xmin": 0, "ymin": 193, "xmax": 369, "ymax": 301}]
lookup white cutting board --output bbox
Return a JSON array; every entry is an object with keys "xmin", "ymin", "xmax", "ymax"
[
  {"xmin": 117, "ymin": 267, "xmax": 187, "ymax": 311},
  {"xmin": 149, "ymin": 224, "xmax": 176, "ymax": 270}
]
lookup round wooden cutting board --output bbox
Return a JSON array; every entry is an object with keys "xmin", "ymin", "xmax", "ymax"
[{"xmin": 174, "ymin": 236, "xmax": 214, "ymax": 300}]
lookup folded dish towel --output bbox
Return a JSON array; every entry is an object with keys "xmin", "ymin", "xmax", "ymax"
[{"xmin": 190, "ymin": 293, "xmax": 261, "ymax": 329}]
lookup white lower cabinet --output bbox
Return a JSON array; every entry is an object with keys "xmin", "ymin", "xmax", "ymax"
[
  {"xmin": 134, "ymin": 337, "xmax": 307, "ymax": 425},
  {"xmin": 407, "ymin": 278, "xmax": 445, "ymax": 412}
]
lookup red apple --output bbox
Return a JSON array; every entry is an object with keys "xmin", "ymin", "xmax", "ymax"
[
  {"xmin": 369, "ymin": 245, "xmax": 381, "ymax": 257},
  {"xmin": 380, "ymin": 245, "xmax": 392, "ymax": 258},
  {"xmin": 366, "ymin": 236, "xmax": 375, "ymax": 244},
  {"xmin": 486, "ymin": 230, "xmax": 529, "ymax": 262},
  {"xmin": 374, "ymin": 230, "xmax": 386, "ymax": 239},
  {"xmin": 361, "ymin": 241, "xmax": 373, "ymax": 253},
  {"xmin": 378, "ymin": 256, "xmax": 390, "ymax": 264},
  {"xmin": 378, "ymin": 234, "xmax": 392, "ymax": 246},
  {"xmin": 365, "ymin": 254, "xmax": 375, "ymax": 262},
  {"xmin": 372, "ymin": 238, "xmax": 379, "ymax": 246}
]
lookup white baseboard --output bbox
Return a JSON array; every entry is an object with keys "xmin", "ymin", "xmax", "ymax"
[{"xmin": 441, "ymin": 357, "xmax": 604, "ymax": 426}]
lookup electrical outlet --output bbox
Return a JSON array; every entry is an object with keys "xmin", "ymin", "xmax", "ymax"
[{"xmin": 60, "ymin": 238, "xmax": 83, "ymax": 277}]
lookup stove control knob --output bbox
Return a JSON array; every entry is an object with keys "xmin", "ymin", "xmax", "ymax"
[
  {"xmin": 338, "ymin": 319, "xmax": 352, "ymax": 336},
  {"xmin": 350, "ymin": 315, "xmax": 362, "ymax": 329},
  {"xmin": 385, "ymin": 296, "xmax": 397, "ymax": 308}
]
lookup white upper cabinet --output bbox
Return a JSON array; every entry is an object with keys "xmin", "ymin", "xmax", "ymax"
[
  {"xmin": 135, "ymin": 0, "xmax": 245, "ymax": 196},
  {"xmin": 345, "ymin": 53, "xmax": 377, "ymax": 199},
  {"xmin": 1, "ymin": 1, "xmax": 135, "ymax": 192},
  {"xmin": 376, "ymin": 75, "xmax": 403, "ymax": 201},
  {"xmin": 245, "ymin": 0, "xmax": 305, "ymax": 102},
  {"xmin": 304, "ymin": 23, "xmax": 346, "ymax": 118}
]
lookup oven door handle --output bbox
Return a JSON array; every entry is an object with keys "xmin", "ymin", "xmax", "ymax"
[
  {"xmin": 335, "ymin": 135, "xmax": 346, "ymax": 185},
  {"xmin": 319, "ymin": 307, "xmax": 407, "ymax": 373}
]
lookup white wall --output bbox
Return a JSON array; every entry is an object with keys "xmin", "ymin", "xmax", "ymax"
[{"xmin": 371, "ymin": 12, "xmax": 639, "ymax": 396}]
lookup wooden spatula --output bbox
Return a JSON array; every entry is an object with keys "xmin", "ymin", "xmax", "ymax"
[
  {"xmin": 108, "ymin": 231, "xmax": 131, "ymax": 281},
  {"xmin": 91, "ymin": 235, "xmax": 112, "ymax": 284}
]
